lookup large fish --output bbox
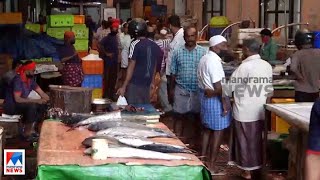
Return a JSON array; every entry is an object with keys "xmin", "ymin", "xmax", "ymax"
[
  {"xmin": 96, "ymin": 126, "xmax": 174, "ymax": 138},
  {"xmin": 82, "ymin": 136, "xmax": 191, "ymax": 154},
  {"xmin": 70, "ymin": 111, "xmax": 122, "ymax": 130},
  {"xmin": 88, "ymin": 121, "xmax": 174, "ymax": 136},
  {"xmin": 84, "ymin": 147, "xmax": 190, "ymax": 160}
]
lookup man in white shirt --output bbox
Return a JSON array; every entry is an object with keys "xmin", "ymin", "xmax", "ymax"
[
  {"xmin": 197, "ymin": 35, "xmax": 232, "ymax": 173},
  {"xmin": 226, "ymin": 38, "xmax": 273, "ymax": 179}
]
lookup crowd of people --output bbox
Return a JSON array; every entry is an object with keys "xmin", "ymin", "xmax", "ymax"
[{"xmin": 1, "ymin": 13, "xmax": 320, "ymax": 179}]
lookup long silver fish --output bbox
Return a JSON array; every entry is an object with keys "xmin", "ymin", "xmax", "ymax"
[
  {"xmin": 88, "ymin": 121, "xmax": 174, "ymax": 136},
  {"xmin": 84, "ymin": 147, "xmax": 190, "ymax": 160},
  {"xmin": 82, "ymin": 136, "xmax": 191, "ymax": 153},
  {"xmin": 70, "ymin": 111, "xmax": 122, "ymax": 130},
  {"xmin": 96, "ymin": 126, "xmax": 174, "ymax": 138}
]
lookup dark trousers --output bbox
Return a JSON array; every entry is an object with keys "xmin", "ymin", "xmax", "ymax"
[
  {"xmin": 104, "ymin": 63, "xmax": 118, "ymax": 100},
  {"xmin": 4, "ymin": 103, "xmax": 47, "ymax": 123},
  {"xmin": 295, "ymin": 91, "xmax": 319, "ymax": 102}
]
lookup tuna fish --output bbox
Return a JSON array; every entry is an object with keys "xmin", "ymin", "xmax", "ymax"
[
  {"xmin": 84, "ymin": 147, "xmax": 190, "ymax": 160},
  {"xmin": 88, "ymin": 121, "xmax": 174, "ymax": 136},
  {"xmin": 69, "ymin": 111, "xmax": 122, "ymax": 130},
  {"xmin": 96, "ymin": 127, "xmax": 174, "ymax": 138}
]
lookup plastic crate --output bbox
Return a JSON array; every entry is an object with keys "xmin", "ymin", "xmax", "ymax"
[
  {"xmin": 48, "ymin": 15, "xmax": 74, "ymax": 27},
  {"xmin": 74, "ymin": 15, "xmax": 85, "ymax": 24},
  {"xmin": 47, "ymin": 27, "xmax": 71, "ymax": 39},
  {"xmin": 25, "ymin": 24, "xmax": 41, "ymax": 33},
  {"xmin": 0, "ymin": 13, "xmax": 22, "ymax": 24},
  {"xmin": 271, "ymin": 98, "xmax": 295, "ymax": 134},
  {"xmin": 92, "ymin": 88, "xmax": 103, "ymax": 99},
  {"xmin": 21, "ymin": 57, "xmax": 53, "ymax": 64},
  {"xmin": 74, "ymin": 40, "xmax": 89, "ymax": 51},
  {"xmin": 82, "ymin": 60, "xmax": 104, "ymax": 74},
  {"xmin": 82, "ymin": 75, "xmax": 103, "ymax": 88},
  {"xmin": 41, "ymin": 24, "xmax": 47, "ymax": 33},
  {"xmin": 72, "ymin": 26, "xmax": 89, "ymax": 39},
  {"xmin": 73, "ymin": 24, "xmax": 87, "ymax": 28}
]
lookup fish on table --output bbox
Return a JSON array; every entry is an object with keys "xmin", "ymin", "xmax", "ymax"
[
  {"xmin": 87, "ymin": 121, "xmax": 174, "ymax": 136},
  {"xmin": 84, "ymin": 147, "xmax": 190, "ymax": 161},
  {"xmin": 82, "ymin": 135, "xmax": 192, "ymax": 154},
  {"xmin": 96, "ymin": 126, "xmax": 175, "ymax": 138}
]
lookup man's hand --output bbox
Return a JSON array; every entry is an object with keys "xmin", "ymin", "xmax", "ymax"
[
  {"xmin": 35, "ymin": 99, "xmax": 48, "ymax": 105},
  {"xmin": 221, "ymin": 98, "xmax": 230, "ymax": 117},
  {"xmin": 106, "ymin": 53, "xmax": 114, "ymax": 59},
  {"xmin": 204, "ymin": 89, "xmax": 216, "ymax": 98},
  {"xmin": 117, "ymin": 86, "xmax": 126, "ymax": 97}
]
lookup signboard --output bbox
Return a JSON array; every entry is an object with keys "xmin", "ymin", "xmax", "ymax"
[{"xmin": 103, "ymin": 8, "xmax": 116, "ymax": 20}]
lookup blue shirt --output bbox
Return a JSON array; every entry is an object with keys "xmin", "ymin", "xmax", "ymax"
[
  {"xmin": 100, "ymin": 33, "xmax": 119, "ymax": 66},
  {"xmin": 308, "ymin": 98, "xmax": 320, "ymax": 152},
  {"xmin": 3, "ymin": 75, "xmax": 38, "ymax": 114},
  {"xmin": 129, "ymin": 38, "xmax": 162, "ymax": 86},
  {"xmin": 171, "ymin": 45, "xmax": 207, "ymax": 92}
]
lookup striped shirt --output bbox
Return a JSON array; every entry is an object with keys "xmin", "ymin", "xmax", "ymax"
[
  {"xmin": 154, "ymin": 39, "xmax": 171, "ymax": 73},
  {"xmin": 171, "ymin": 45, "xmax": 207, "ymax": 92}
]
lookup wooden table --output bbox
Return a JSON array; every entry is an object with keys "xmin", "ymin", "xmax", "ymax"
[
  {"xmin": 265, "ymin": 103, "xmax": 313, "ymax": 180},
  {"xmin": 36, "ymin": 121, "xmax": 210, "ymax": 180}
]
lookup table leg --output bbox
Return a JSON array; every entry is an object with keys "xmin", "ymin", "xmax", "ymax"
[
  {"xmin": 263, "ymin": 109, "xmax": 271, "ymax": 179},
  {"xmin": 283, "ymin": 127, "xmax": 308, "ymax": 180}
]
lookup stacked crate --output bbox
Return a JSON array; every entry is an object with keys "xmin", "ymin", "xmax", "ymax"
[
  {"xmin": 72, "ymin": 15, "xmax": 89, "ymax": 57},
  {"xmin": 0, "ymin": 13, "xmax": 22, "ymax": 24},
  {"xmin": 81, "ymin": 54, "xmax": 104, "ymax": 99},
  {"xmin": 46, "ymin": 15, "xmax": 73, "ymax": 39}
]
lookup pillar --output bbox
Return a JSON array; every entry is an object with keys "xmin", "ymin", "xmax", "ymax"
[{"xmin": 131, "ymin": 0, "xmax": 143, "ymax": 18}]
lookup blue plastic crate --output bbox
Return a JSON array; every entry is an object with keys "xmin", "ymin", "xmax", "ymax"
[{"xmin": 82, "ymin": 75, "xmax": 103, "ymax": 88}]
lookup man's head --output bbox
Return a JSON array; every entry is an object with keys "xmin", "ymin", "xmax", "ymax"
[
  {"xmin": 128, "ymin": 18, "xmax": 147, "ymax": 39},
  {"xmin": 147, "ymin": 25, "xmax": 156, "ymax": 40},
  {"xmin": 184, "ymin": 26, "xmax": 197, "ymax": 48},
  {"xmin": 160, "ymin": 28, "xmax": 168, "ymax": 39},
  {"xmin": 110, "ymin": 20, "xmax": 120, "ymax": 34},
  {"xmin": 108, "ymin": 17, "xmax": 113, "ymax": 22},
  {"xmin": 19, "ymin": 61, "xmax": 36, "ymax": 78},
  {"xmin": 294, "ymin": 31, "xmax": 313, "ymax": 50},
  {"xmin": 64, "ymin": 31, "xmax": 75, "ymax": 45},
  {"xmin": 122, "ymin": 22, "xmax": 129, "ymax": 34},
  {"xmin": 242, "ymin": 38, "xmax": 261, "ymax": 59},
  {"xmin": 209, "ymin": 35, "xmax": 228, "ymax": 58},
  {"xmin": 260, "ymin": 29, "xmax": 272, "ymax": 44},
  {"xmin": 127, "ymin": 18, "xmax": 132, "ymax": 23},
  {"xmin": 168, "ymin": 15, "xmax": 181, "ymax": 34}
]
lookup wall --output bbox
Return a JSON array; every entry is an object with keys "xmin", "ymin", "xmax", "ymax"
[
  {"xmin": 225, "ymin": 0, "xmax": 259, "ymax": 25},
  {"xmin": 301, "ymin": 0, "xmax": 320, "ymax": 31},
  {"xmin": 131, "ymin": 0, "xmax": 143, "ymax": 18}
]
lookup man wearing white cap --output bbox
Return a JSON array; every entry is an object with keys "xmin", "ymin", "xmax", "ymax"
[{"xmin": 197, "ymin": 35, "xmax": 232, "ymax": 173}]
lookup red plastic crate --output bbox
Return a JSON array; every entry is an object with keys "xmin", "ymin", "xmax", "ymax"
[{"xmin": 82, "ymin": 60, "xmax": 104, "ymax": 74}]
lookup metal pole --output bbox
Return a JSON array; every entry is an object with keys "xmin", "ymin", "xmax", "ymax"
[{"xmin": 283, "ymin": 0, "xmax": 288, "ymax": 50}]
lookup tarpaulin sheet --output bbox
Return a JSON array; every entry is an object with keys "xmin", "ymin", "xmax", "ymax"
[{"xmin": 37, "ymin": 164, "xmax": 211, "ymax": 180}]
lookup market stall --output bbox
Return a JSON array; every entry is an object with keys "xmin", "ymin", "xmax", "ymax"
[
  {"xmin": 36, "ymin": 120, "xmax": 211, "ymax": 180},
  {"xmin": 265, "ymin": 103, "xmax": 313, "ymax": 180}
]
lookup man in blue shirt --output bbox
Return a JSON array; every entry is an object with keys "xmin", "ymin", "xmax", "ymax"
[
  {"xmin": 4, "ymin": 61, "xmax": 49, "ymax": 141},
  {"xmin": 306, "ymin": 98, "xmax": 320, "ymax": 180},
  {"xmin": 117, "ymin": 18, "xmax": 162, "ymax": 104},
  {"xmin": 169, "ymin": 26, "xmax": 207, "ymax": 148}
]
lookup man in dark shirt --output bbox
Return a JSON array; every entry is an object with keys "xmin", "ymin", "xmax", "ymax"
[
  {"xmin": 100, "ymin": 21, "xmax": 120, "ymax": 100},
  {"xmin": 4, "ymin": 61, "xmax": 49, "ymax": 141},
  {"xmin": 117, "ymin": 18, "xmax": 162, "ymax": 104},
  {"xmin": 306, "ymin": 98, "xmax": 320, "ymax": 180}
]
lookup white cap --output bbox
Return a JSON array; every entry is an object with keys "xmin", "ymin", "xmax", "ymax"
[
  {"xmin": 160, "ymin": 29, "xmax": 167, "ymax": 35},
  {"xmin": 209, "ymin": 35, "xmax": 227, "ymax": 47}
]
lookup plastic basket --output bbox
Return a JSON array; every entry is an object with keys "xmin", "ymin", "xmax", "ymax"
[
  {"xmin": 74, "ymin": 40, "xmax": 89, "ymax": 51},
  {"xmin": 0, "ymin": 13, "xmax": 22, "ymax": 24},
  {"xmin": 47, "ymin": 27, "xmax": 71, "ymax": 39},
  {"xmin": 48, "ymin": 15, "xmax": 74, "ymax": 27},
  {"xmin": 209, "ymin": 16, "xmax": 229, "ymax": 28},
  {"xmin": 92, "ymin": 88, "xmax": 103, "ymax": 99},
  {"xmin": 72, "ymin": 26, "xmax": 89, "ymax": 39},
  {"xmin": 82, "ymin": 75, "xmax": 103, "ymax": 88},
  {"xmin": 25, "ymin": 24, "xmax": 41, "ymax": 33},
  {"xmin": 82, "ymin": 60, "xmax": 104, "ymax": 74},
  {"xmin": 74, "ymin": 15, "xmax": 85, "ymax": 24}
]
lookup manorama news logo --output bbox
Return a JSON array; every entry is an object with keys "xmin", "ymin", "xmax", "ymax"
[{"xmin": 4, "ymin": 149, "xmax": 25, "ymax": 175}]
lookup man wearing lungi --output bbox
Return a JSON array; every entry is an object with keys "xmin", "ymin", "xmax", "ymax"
[
  {"xmin": 227, "ymin": 39, "xmax": 273, "ymax": 179},
  {"xmin": 169, "ymin": 26, "xmax": 207, "ymax": 147},
  {"xmin": 197, "ymin": 35, "xmax": 232, "ymax": 173},
  {"xmin": 305, "ymin": 98, "xmax": 320, "ymax": 180}
]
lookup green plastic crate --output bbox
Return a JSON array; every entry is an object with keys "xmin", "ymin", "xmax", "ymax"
[
  {"xmin": 48, "ymin": 15, "xmax": 74, "ymax": 27},
  {"xmin": 74, "ymin": 40, "xmax": 89, "ymax": 51},
  {"xmin": 21, "ymin": 57, "xmax": 53, "ymax": 64},
  {"xmin": 72, "ymin": 26, "xmax": 89, "ymax": 39},
  {"xmin": 43, "ymin": 24, "xmax": 47, "ymax": 32},
  {"xmin": 47, "ymin": 27, "xmax": 71, "ymax": 39},
  {"xmin": 73, "ymin": 24, "xmax": 87, "ymax": 28},
  {"xmin": 25, "ymin": 24, "xmax": 41, "ymax": 33}
]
